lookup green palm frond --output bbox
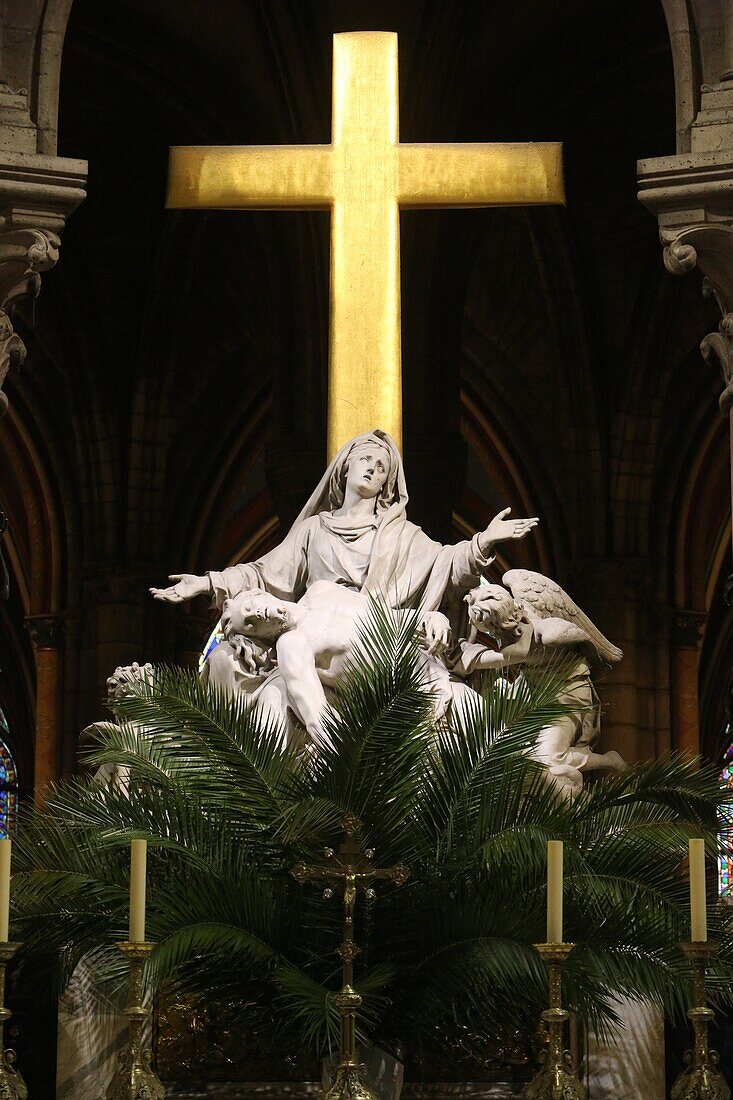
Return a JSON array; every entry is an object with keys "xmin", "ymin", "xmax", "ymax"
[{"xmin": 10, "ymin": 603, "xmax": 733, "ymax": 1064}]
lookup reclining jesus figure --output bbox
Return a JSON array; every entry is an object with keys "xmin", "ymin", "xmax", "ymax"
[{"xmin": 208, "ymin": 580, "xmax": 465, "ymax": 748}]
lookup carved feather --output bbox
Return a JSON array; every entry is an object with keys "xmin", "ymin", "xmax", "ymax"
[{"xmin": 503, "ymin": 568, "xmax": 623, "ymax": 664}]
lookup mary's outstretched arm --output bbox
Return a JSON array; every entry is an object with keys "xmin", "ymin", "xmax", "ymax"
[{"xmin": 207, "ymin": 517, "xmax": 315, "ymax": 608}]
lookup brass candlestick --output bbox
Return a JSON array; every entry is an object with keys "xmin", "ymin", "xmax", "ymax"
[
  {"xmin": 292, "ymin": 813, "xmax": 409, "ymax": 1100},
  {"xmin": 671, "ymin": 941, "xmax": 731, "ymax": 1100},
  {"xmin": 0, "ymin": 943, "xmax": 27, "ymax": 1099},
  {"xmin": 106, "ymin": 941, "xmax": 165, "ymax": 1100},
  {"xmin": 524, "ymin": 943, "xmax": 583, "ymax": 1100}
]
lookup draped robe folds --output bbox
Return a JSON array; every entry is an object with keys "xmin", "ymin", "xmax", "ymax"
[
  {"xmin": 204, "ymin": 432, "xmax": 493, "ymax": 734},
  {"xmin": 208, "ymin": 514, "xmax": 494, "ymax": 631},
  {"xmin": 208, "ymin": 430, "xmax": 494, "ymax": 621}
]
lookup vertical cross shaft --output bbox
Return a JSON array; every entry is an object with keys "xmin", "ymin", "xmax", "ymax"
[{"xmin": 166, "ymin": 32, "xmax": 564, "ymax": 457}]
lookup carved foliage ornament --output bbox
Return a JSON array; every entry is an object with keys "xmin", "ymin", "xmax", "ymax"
[
  {"xmin": 663, "ymin": 237, "xmax": 698, "ymax": 277},
  {"xmin": 701, "ymin": 309, "xmax": 733, "ymax": 413},
  {"xmin": 0, "ymin": 229, "xmax": 60, "ymax": 416}
]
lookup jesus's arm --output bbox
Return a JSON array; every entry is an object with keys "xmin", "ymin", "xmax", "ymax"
[{"xmin": 276, "ymin": 630, "xmax": 331, "ymax": 746}]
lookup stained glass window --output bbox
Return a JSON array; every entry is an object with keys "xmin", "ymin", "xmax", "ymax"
[
  {"xmin": 199, "ymin": 620, "xmax": 225, "ymax": 673},
  {"xmin": 0, "ymin": 708, "xmax": 18, "ymax": 839},
  {"xmin": 720, "ymin": 736, "xmax": 733, "ymax": 899}
]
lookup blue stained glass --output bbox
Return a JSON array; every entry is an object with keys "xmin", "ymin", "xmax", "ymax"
[
  {"xmin": 199, "ymin": 620, "xmax": 225, "ymax": 673},
  {"xmin": 0, "ymin": 708, "xmax": 17, "ymax": 839}
]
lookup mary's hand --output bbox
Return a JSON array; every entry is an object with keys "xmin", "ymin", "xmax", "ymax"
[
  {"xmin": 480, "ymin": 507, "xmax": 539, "ymax": 552},
  {"xmin": 150, "ymin": 573, "xmax": 210, "ymax": 604}
]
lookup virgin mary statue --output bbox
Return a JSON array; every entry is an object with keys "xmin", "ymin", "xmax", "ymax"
[{"xmin": 150, "ymin": 429, "xmax": 538, "ymax": 627}]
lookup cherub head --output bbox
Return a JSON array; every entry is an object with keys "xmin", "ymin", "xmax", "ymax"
[
  {"xmin": 106, "ymin": 662, "xmax": 155, "ymax": 701},
  {"xmin": 464, "ymin": 584, "xmax": 525, "ymax": 640},
  {"xmin": 221, "ymin": 589, "xmax": 296, "ymax": 643}
]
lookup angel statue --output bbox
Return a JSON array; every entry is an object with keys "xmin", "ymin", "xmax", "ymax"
[
  {"xmin": 447, "ymin": 570, "xmax": 626, "ymax": 794},
  {"xmin": 150, "ymin": 430, "xmax": 539, "ymax": 723}
]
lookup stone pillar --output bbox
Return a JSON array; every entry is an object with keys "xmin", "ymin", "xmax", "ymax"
[
  {"xmin": 638, "ymin": 77, "xmax": 733, "ymax": 571},
  {"xmin": 0, "ymin": 0, "xmax": 88, "ymax": 416},
  {"xmin": 0, "ymin": 161, "xmax": 86, "ymax": 417},
  {"xmin": 25, "ymin": 613, "xmax": 64, "ymax": 804},
  {"xmin": 670, "ymin": 610, "xmax": 707, "ymax": 754},
  {"xmin": 638, "ymin": 55, "xmax": 733, "ymax": 758}
]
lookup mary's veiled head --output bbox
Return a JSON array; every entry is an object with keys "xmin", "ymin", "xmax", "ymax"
[
  {"xmin": 289, "ymin": 429, "xmax": 408, "ymax": 533},
  {"xmin": 328, "ymin": 436, "xmax": 394, "ymax": 511}
]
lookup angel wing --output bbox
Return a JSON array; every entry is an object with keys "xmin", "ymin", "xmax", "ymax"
[{"xmin": 503, "ymin": 568, "xmax": 623, "ymax": 664}]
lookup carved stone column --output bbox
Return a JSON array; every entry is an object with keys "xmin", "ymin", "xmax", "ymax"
[
  {"xmin": 0, "ymin": 157, "xmax": 86, "ymax": 416},
  {"xmin": 25, "ymin": 613, "xmax": 64, "ymax": 804},
  {"xmin": 0, "ymin": 1, "xmax": 88, "ymax": 415},
  {"xmin": 670, "ymin": 610, "xmax": 708, "ymax": 755},
  {"xmin": 638, "ymin": 79, "xmax": 733, "ymax": 566},
  {"xmin": 638, "ymin": 59, "xmax": 733, "ymax": 758}
]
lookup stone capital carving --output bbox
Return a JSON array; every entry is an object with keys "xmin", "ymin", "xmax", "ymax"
[
  {"xmin": 25, "ymin": 613, "xmax": 64, "ymax": 649},
  {"xmin": 0, "ymin": 154, "xmax": 86, "ymax": 417},
  {"xmin": 701, "ymin": 307, "xmax": 733, "ymax": 412},
  {"xmin": 0, "ymin": 226, "xmax": 59, "ymax": 419},
  {"xmin": 638, "ymin": 141, "xmax": 733, "ymax": 412}
]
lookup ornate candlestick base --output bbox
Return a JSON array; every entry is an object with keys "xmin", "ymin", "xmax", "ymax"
[
  {"xmin": 0, "ymin": 943, "xmax": 27, "ymax": 1099},
  {"xmin": 671, "ymin": 942, "xmax": 731, "ymax": 1100},
  {"xmin": 524, "ymin": 943, "xmax": 583, "ymax": 1100},
  {"xmin": 106, "ymin": 942, "xmax": 165, "ymax": 1100}
]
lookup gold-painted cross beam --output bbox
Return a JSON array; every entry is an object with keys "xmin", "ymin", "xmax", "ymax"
[{"xmin": 167, "ymin": 32, "xmax": 564, "ymax": 456}]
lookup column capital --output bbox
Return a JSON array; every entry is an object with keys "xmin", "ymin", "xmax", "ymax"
[
  {"xmin": 637, "ymin": 80, "xmax": 733, "ymax": 312},
  {"xmin": 0, "ymin": 153, "xmax": 86, "ymax": 419},
  {"xmin": 638, "ymin": 130, "xmax": 733, "ymax": 414},
  {"xmin": 24, "ymin": 613, "xmax": 64, "ymax": 649}
]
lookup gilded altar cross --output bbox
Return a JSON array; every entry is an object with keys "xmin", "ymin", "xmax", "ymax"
[{"xmin": 167, "ymin": 32, "xmax": 564, "ymax": 456}]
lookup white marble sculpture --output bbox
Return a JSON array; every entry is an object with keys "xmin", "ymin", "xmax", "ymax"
[
  {"xmin": 80, "ymin": 662, "xmax": 156, "ymax": 791},
  {"xmin": 204, "ymin": 579, "xmax": 462, "ymax": 747},
  {"xmin": 452, "ymin": 571, "xmax": 626, "ymax": 792},
  {"xmin": 150, "ymin": 430, "xmax": 538, "ymax": 623},
  {"xmin": 148, "ymin": 429, "xmax": 624, "ymax": 790}
]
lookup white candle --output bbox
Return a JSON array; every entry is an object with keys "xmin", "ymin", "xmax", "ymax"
[
  {"xmin": 129, "ymin": 839, "xmax": 147, "ymax": 943},
  {"xmin": 689, "ymin": 838, "xmax": 707, "ymax": 943},
  {"xmin": 0, "ymin": 839, "xmax": 11, "ymax": 942},
  {"xmin": 547, "ymin": 840, "xmax": 564, "ymax": 944}
]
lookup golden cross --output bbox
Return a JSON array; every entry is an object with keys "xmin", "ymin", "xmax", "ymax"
[{"xmin": 167, "ymin": 32, "xmax": 564, "ymax": 456}]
